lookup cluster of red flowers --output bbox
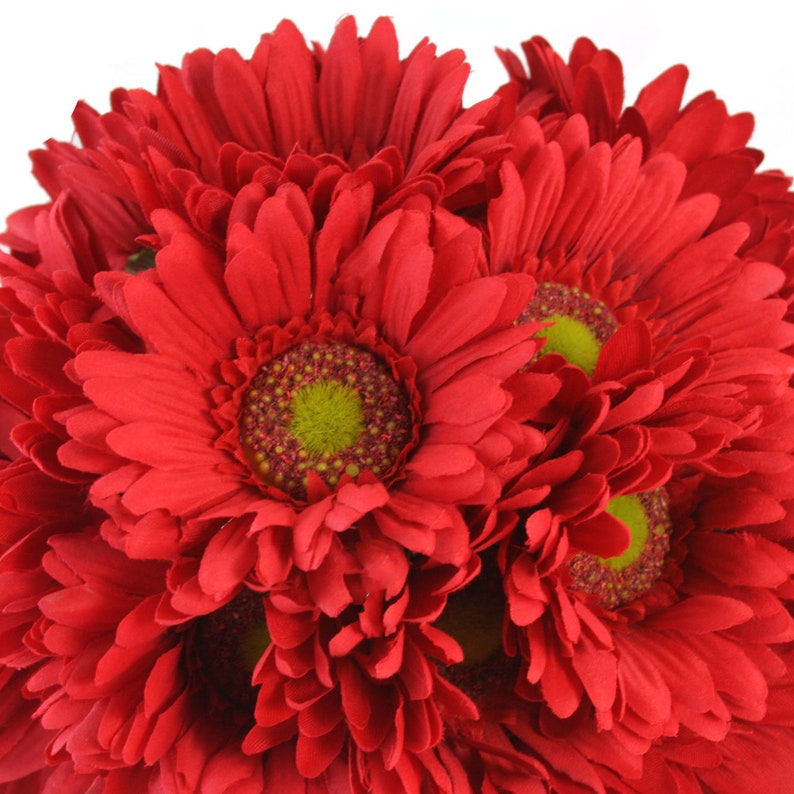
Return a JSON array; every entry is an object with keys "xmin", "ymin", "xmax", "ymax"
[{"xmin": 1, "ymin": 18, "xmax": 793, "ymax": 793}]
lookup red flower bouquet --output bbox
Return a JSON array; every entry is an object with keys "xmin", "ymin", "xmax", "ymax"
[{"xmin": 1, "ymin": 18, "xmax": 792, "ymax": 793}]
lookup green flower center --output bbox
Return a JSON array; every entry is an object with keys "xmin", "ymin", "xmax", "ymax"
[
  {"xmin": 289, "ymin": 380, "xmax": 365, "ymax": 456},
  {"xmin": 540, "ymin": 313, "xmax": 602, "ymax": 375},
  {"xmin": 239, "ymin": 341, "xmax": 413, "ymax": 498},
  {"xmin": 436, "ymin": 577, "xmax": 504, "ymax": 667},
  {"xmin": 600, "ymin": 494, "xmax": 650, "ymax": 570},
  {"xmin": 435, "ymin": 554, "xmax": 517, "ymax": 701},
  {"xmin": 568, "ymin": 489, "xmax": 671, "ymax": 609},
  {"xmin": 519, "ymin": 282, "xmax": 618, "ymax": 375},
  {"xmin": 193, "ymin": 588, "xmax": 271, "ymax": 713},
  {"xmin": 124, "ymin": 247, "xmax": 157, "ymax": 274}
]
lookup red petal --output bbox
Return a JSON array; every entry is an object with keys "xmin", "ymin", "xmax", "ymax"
[
  {"xmin": 319, "ymin": 16, "xmax": 362, "ymax": 154},
  {"xmin": 568, "ymin": 509, "xmax": 631, "ymax": 558},
  {"xmin": 642, "ymin": 595, "xmax": 753, "ymax": 634},
  {"xmin": 198, "ymin": 518, "xmax": 256, "ymax": 596}
]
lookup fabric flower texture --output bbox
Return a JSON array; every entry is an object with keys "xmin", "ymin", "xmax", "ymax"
[{"xmin": 1, "ymin": 18, "xmax": 793, "ymax": 794}]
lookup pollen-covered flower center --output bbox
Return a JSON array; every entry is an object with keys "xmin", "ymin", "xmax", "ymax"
[
  {"xmin": 240, "ymin": 341, "xmax": 413, "ymax": 498},
  {"xmin": 289, "ymin": 380, "xmax": 365, "ymax": 455},
  {"xmin": 568, "ymin": 489, "xmax": 671, "ymax": 609},
  {"xmin": 193, "ymin": 588, "xmax": 271, "ymax": 713},
  {"xmin": 519, "ymin": 282, "xmax": 618, "ymax": 375}
]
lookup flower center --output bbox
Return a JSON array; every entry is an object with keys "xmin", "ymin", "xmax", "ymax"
[
  {"xmin": 435, "ymin": 554, "xmax": 516, "ymax": 700},
  {"xmin": 289, "ymin": 380, "xmax": 364, "ymax": 455},
  {"xmin": 519, "ymin": 282, "xmax": 618, "ymax": 375},
  {"xmin": 568, "ymin": 489, "xmax": 671, "ymax": 609},
  {"xmin": 193, "ymin": 588, "xmax": 271, "ymax": 713},
  {"xmin": 124, "ymin": 247, "xmax": 157, "ymax": 274},
  {"xmin": 239, "ymin": 341, "xmax": 413, "ymax": 498}
]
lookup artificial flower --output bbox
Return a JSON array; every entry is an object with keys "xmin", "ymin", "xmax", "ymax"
[
  {"xmin": 58, "ymin": 187, "xmax": 539, "ymax": 568},
  {"xmin": 2, "ymin": 16, "xmax": 505, "ymax": 279},
  {"xmin": 424, "ymin": 34, "xmax": 794, "ymax": 790},
  {"xmin": 0, "ymin": 19, "xmax": 543, "ymax": 785},
  {"xmin": 1, "ymin": 17, "xmax": 793, "ymax": 794},
  {"xmin": 20, "ymin": 525, "xmax": 494, "ymax": 791},
  {"xmin": 496, "ymin": 34, "xmax": 794, "ymax": 351}
]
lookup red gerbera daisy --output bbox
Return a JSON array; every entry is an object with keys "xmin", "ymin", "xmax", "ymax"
[
  {"xmin": 413, "ymin": 41, "xmax": 794, "ymax": 790},
  {"xmin": 50, "ymin": 185, "xmax": 540, "ymax": 575},
  {"xmin": 0, "ymin": 177, "xmax": 547, "ymax": 788},
  {"xmin": 2, "ymin": 16, "xmax": 505, "ymax": 279},
  {"xmin": 0, "ymin": 19, "xmax": 547, "ymax": 789},
  {"xmin": 21, "ymin": 515, "xmax": 521, "ymax": 791},
  {"xmin": 496, "ymin": 33, "xmax": 794, "ymax": 349}
]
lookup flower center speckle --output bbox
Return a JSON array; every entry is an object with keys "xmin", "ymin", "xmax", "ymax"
[
  {"xmin": 519, "ymin": 282, "xmax": 618, "ymax": 375},
  {"xmin": 193, "ymin": 588, "xmax": 270, "ymax": 713},
  {"xmin": 239, "ymin": 341, "xmax": 414, "ymax": 498},
  {"xmin": 568, "ymin": 489, "xmax": 671, "ymax": 609}
]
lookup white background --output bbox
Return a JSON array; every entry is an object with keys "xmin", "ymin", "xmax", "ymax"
[{"xmin": 1, "ymin": 0, "xmax": 792, "ymax": 225}]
